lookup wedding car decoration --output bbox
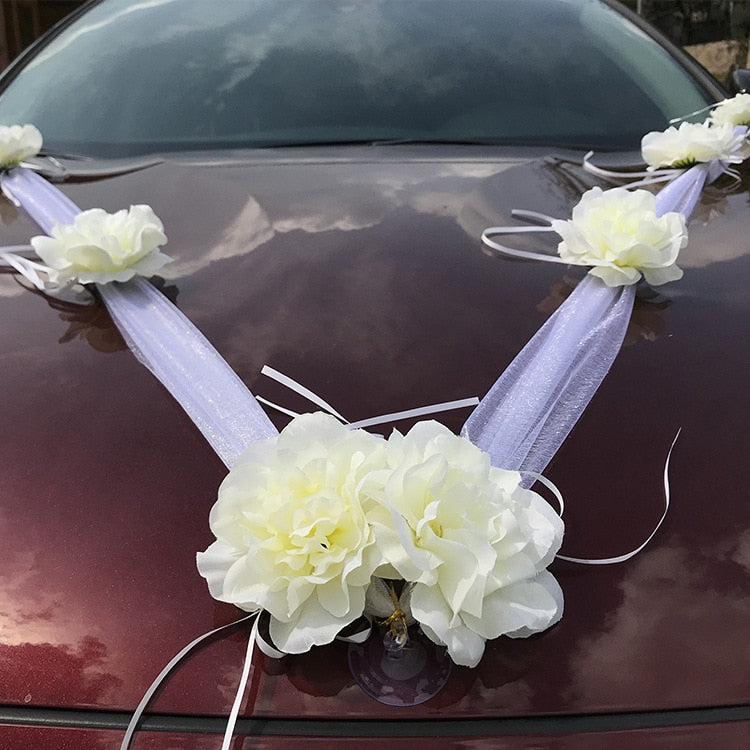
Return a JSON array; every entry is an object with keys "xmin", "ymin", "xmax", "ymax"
[
  {"xmin": 551, "ymin": 187, "xmax": 686, "ymax": 287},
  {"xmin": 1, "ymin": 112, "xmax": 742, "ymax": 748},
  {"xmin": 583, "ymin": 95, "xmax": 750, "ymax": 204},
  {"xmin": 472, "ymin": 181, "xmax": 690, "ymax": 478},
  {"xmin": 197, "ymin": 412, "xmax": 564, "ymax": 669},
  {"xmin": 482, "ymin": 186, "xmax": 688, "ymax": 288},
  {"xmin": 0, "ymin": 123, "xmax": 41, "ymax": 168},
  {"xmin": 641, "ymin": 120, "xmax": 748, "ymax": 171},
  {"xmin": 709, "ymin": 92, "xmax": 750, "ymax": 126},
  {"xmin": 465, "ymin": 100, "xmax": 749, "ymax": 487},
  {"xmin": 30, "ymin": 204, "xmax": 171, "ymax": 285}
]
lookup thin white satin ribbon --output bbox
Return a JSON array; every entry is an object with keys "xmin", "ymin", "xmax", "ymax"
[
  {"xmin": 583, "ymin": 150, "xmax": 736, "ymax": 192},
  {"xmin": 258, "ymin": 364, "xmax": 480, "ymax": 430},
  {"xmin": 668, "ymin": 103, "xmax": 717, "ymax": 124},
  {"xmin": 582, "ymin": 150, "xmax": 686, "ymax": 188},
  {"xmin": 1, "ymin": 166, "xmax": 278, "ymax": 467},
  {"xmin": 523, "ymin": 435, "xmax": 676, "ymax": 566},
  {"xmin": 556, "ymin": 430, "xmax": 679, "ymax": 564},
  {"xmin": 220, "ymin": 614, "xmax": 260, "ymax": 750},
  {"xmin": 119, "ymin": 612, "xmax": 258, "ymax": 750},
  {"xmin": 481, "ymin": 217, "xmax": 565, "ymax": 264},
  {"xmin": 120, "ymin": 605, "xmax": 374, "ymax": 749},
  {"xmin": 0, "ymin": 245, "xmax": 46, "ymax": 289}
]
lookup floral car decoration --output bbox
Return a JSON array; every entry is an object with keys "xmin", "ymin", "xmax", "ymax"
[
  {"xmin": 197, "ymin": 413, "xmax": 564, "ymax": 668},
  {"xmin": 551, "ymin": 186, "xmax": 687, "ymax": 287},
  {"xmin": 640, "ymin": 120, "xmax": 748, "ymax": 170},
  {"xmin": 0, "ymin": 123, "xmax": 41, "ymax": 168},
  {"xmin": 31, "ymin": 205, "xmax": 171, "ymax": 285},
  {"xmin": 1, "ymin": 93, "xmax": 748, "ymax": 748}
]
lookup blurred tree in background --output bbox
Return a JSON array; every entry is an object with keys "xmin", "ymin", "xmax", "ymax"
[
  {"xmin": 622, "ymin": 1, "xmax": 750, "ymax": 45},
  {"xmin": 0, "ymin": 1, "xmax": 81, "ymax": 68}
]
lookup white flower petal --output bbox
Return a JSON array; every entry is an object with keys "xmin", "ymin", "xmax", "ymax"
[
  {"xmin": 364, "ymin": 420, "xmax": 564, "ymax": 665},
  {"xmin": 270, "ymin": 594, "xmax": 363, "ymax": 653},
  {"xmin": 195, "ymin": 540, "xmax": 243, "ymax": 602},
  {"xmin": 411, "ymin": 583, "xmax": 486, "ymax": 667},
  {"xmin": 463, "ymin": 572, "xmax": 563, "ymax": 640},
  {"xmin": 505, "ymin": 571, "xmax": 564, "ymax": 638},
  {"xmin": 0, "ymin": 124, "xmax": 42, "ymax": 167},
  {"xmin": 641, "ymin": 121, "xmax": 746, "ymax": 169},
  {"xmin": 710, "ymin": 94, "xmax": 750, "ymax": 126},
  {"xmin": 554, "ymin": 187, "xmax": 687, "ymax": 287},
  {"xmin": 198, "ymin": 413, "xmax": 388, "ymax": 654},
  {"xmin": 30, "ymin": 204, "xmax": 170, "ymax": 286}
]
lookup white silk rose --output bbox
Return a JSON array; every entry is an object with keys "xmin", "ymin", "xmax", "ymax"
[
  {"xmin": 362, "ymin": 421, "xmax": 564, "ymax": 668},
  {"xmin": 641, "ymin": 121, "xmax": 747, "ymax": 170},
  {"xmin": 709, "ymin": 93, "xmax": 750, "ymax": 127},
  {"xmin": 0, "ymin": 124, "xmax": 42, "ymax": 167},
  {"xmin": 196, "ymin": 413, "xmax": 388, "ymax": 654},
  {"xmin": 550, "ymin": 187, "xmax": 687, "ymax": 287},
  {"xmin": 30, "ymin": 205, "xmax": 171, "ymax": 285}
]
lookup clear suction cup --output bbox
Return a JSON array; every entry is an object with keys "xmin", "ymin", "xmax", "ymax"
[{"xmin": 348, "ymin": 625, "xmax": 452, "ymax": 706}]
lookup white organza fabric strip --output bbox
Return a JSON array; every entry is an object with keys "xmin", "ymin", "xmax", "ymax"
[
  {"xmin": 652, "ymin": 161, "xmax": 710, "ymax": 218},
  {"xmin": 1, "ymin": 159, "xmax": 710, "ymax": 475},
  {"xmin": 461, "ymin": 276, "xmax": 634, "ymax": 481},
  {"xmin": 463, "ymin": 162, "xmax": 710, "ymax": 480},
  {"xmin": 1, "ymin": 166, "xmax": 79, "ymax": 231},
  {"xmin": 98, "ymin": 279, "xmax": 278, "ymax": 466},
  {"xmin": 1, "ymin": 167, "xmax": 277, "ymax": 467}
]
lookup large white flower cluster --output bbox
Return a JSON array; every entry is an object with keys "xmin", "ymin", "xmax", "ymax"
[
  {"xmin": 31, "ymin": 205, "xmax": 171, "ymax": 285},
  {"xmin": 709, "ymin": 93, "xmax": 750, "ymax": 127},
  {"xmin": 551, "ymin": 186, "xmax": 687, "ymax": 287},
  {"xmin": 363, "ymin": 420, "xmax": 564, "ymax": 667},
  {"xmin": 641, "ymin": 120, "xmax": 748, "ymax": 170},
  {"xmin": 0, "ymin": 124, "xmax": 42, "ymax": 168},
  {"xmin": 197, "ymin": 412, "xmax": 564, "ymax": 667}
]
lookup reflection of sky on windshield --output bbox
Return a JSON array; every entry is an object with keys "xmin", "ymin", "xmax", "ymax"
[
  {"xmin": 1, "ymin": 0, "xmax": 714, "ymax": 153},
  {"xmin": 23, "ymin": 0, "xmax": 178, "ymax": 69},
  {"xmin": 215, "ymin": 1, "xmax": 507, "ymax": 96}
]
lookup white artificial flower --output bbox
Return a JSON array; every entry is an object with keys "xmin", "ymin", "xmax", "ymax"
[
  {"xmin": 551, "ymin": 187, "xmax": 687, "ymax": 287},
  {"xmin": 641, "ymin": 121, "xmax": 747, "ymax": 170},
  {"xmin": 709, "ymin": 93, "xmax": 750, "ymax": 127},
  {"xmin": 30, "ymin": 205, "xmax": 171, "ymax": 285},
  {"xmin": 197, "ymin": 413, "xmax": 388, "ymax": 654},
  {"xmin": 363, "ymin": 421, "xmax": 564, "ymax": 668},
  {"xmin": 0, "ymin": 124, "xmax": 42, "ymax": 167}
]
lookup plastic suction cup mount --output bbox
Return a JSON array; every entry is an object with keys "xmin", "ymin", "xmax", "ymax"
[{"xmin": 348, "ymin": 625, "xmax": 452, "ymax": 706}]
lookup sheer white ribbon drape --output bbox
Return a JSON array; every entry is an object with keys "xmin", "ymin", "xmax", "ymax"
[
  {"xmin": 1, "ymin": 167, "xmax": 278, "ymax": 467},
  {"xmin": 463, "ymin": 162, "xmax": 709, "ymax": 481}
]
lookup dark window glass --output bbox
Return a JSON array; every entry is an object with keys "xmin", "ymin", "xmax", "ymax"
[{"xmin": 0, "ymin": 0, "xmax": 717, "ymax": 156}]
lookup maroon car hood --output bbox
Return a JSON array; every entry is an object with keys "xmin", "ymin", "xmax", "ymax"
[{"xmin": 1, "ymin": 146, "xmax": 748, "ymax": 723}]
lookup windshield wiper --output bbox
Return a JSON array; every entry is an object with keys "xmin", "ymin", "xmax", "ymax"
[
  {"xmin": 368, "ymin": 137, "xmax": 508, "ymax": 146},
  {"xmin": 247, "ymin": 135, "xmax": 515, "ymax": 149},
  {"xmin": 23, "ymin": 151, "xmax": 163, "ymax": 181}
]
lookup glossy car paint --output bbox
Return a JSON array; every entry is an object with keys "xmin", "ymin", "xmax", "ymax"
[
  {"xmin": 0, "ymin": 1, "xmax": 748, "ymax": 749},
  {"xmin": 1, "ymin": 147, "xmax": 749, "ymax": 747}
]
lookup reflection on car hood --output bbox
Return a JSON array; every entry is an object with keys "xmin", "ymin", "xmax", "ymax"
[{"xmin": 1, "ymin": 146, "xmax": 749, "ymax": 728}]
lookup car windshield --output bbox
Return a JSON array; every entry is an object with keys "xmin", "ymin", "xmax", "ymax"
[{"xmin": 0, "ymin": 0, "xmax": 718, "ymax": 157}]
